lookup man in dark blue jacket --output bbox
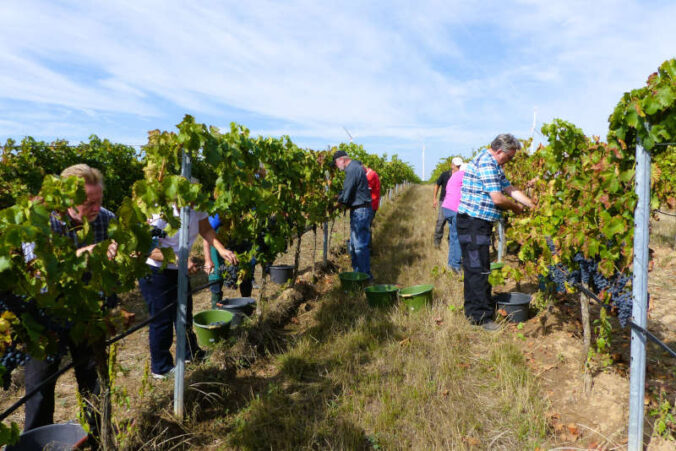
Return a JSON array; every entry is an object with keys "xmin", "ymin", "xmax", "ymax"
[{"xmin": 333, "ymin": 150, "xmax": 373, "ymax": 279}]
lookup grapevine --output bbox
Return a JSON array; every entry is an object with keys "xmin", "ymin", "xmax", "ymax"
[{"xmin": 0, "ymin": 114, "xmax": 418, "ymax": 445}]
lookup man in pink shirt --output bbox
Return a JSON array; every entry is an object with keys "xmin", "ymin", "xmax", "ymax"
[{"xmin": 441, "ymin": 160, "xmax": 465, "ymax": 273}]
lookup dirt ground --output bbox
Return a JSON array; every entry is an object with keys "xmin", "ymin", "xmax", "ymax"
[
  {"xmin": 491, "ymin": 215, "xmax": 676, "ymax": 449},
  {"xmin": 1, "ymin": 186, "xmax": 674, "ymax": 449}
]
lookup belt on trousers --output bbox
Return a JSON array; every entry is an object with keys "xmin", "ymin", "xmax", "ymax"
[{"xmin": 350, "ymin": 203, "xmax": 370, "ymax": 210}]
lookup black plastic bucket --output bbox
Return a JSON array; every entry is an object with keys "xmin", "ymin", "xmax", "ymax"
[
  {"xmin": 269, "ymin": 265, "xmax": 295, "ymax": 284},
  {"xmin": 218, "ymin": 297, "xmax": 256, "ymax": 317},
  {"xmin": 5, "ymin": 422, "xmax": 87, "ymax": 450},
  {"xmin": 494, "ymin": 292, "xmax": 531, "ymax": 323}
]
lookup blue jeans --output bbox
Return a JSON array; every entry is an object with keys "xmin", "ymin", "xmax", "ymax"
[
  {"xmin": 349, "ymin": 206, "xmax": 372, "ymax": 277},
  {"xmin": 442, "ymin": 207, "xmax": 461, "ymax": 270}
]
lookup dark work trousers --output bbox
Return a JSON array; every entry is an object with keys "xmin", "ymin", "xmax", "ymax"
[
  {"xmin": 457, "ymin": 213, "xmax": 494, "ymax": 324},
  {"xmin": 210, "ymin": 275, "xmax": 253, "ymax": 298},
  {"xmin": 138, "ymin": 266, "xmax": 201, "ymax": 375},
  {"xmin": 24, "ymin": 340, "xmax": 100, "ymax": 432},
  {"xmin": 433, "ymin": 207, "xmax": 448, "ymax": 246}
]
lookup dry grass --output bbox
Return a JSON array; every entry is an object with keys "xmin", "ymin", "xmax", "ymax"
[
  {"xmin": 651, "ymin": 210, "xmax": 676, "ymax": 249},
  {"xmin": 1, "ymin": 188, "xmax": 552, "ymax": 449},
  {"xmin": 220, "ymin": 186, "xmax": 550, "ymax": 450}
]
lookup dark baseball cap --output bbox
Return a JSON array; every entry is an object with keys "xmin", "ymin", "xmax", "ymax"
[{"xmin": 331, "ymin": 150, "xmax": 348, "ymax": 166}]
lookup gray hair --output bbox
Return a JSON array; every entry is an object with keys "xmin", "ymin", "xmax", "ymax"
[
  {"xmin": 491, "ymin": 134, "xmax": 521, "ymax": 154},
  {"xmin": 60, "ymin": 164, "xmax": 104, "ymax": 187}
]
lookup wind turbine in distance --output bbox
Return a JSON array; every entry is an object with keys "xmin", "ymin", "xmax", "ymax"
[
  {"xmin": 343, "ymin": 126, "xmax": 354, "ymax": 143},
  {"xmin": 529, "ymin": 107, "xmax": 537, "ymax": 154}
]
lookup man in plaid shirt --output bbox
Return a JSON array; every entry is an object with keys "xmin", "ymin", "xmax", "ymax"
[
  {"xmin": 23, "ymin": 164, "xmax": 118, "ymax": 437},
  {"xmin": 457, "ymin": 134, "xmax": 535, "ymax": 330}
]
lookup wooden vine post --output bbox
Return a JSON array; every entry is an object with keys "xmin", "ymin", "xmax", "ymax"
[
  {"xmin": 579, "ymin": 286, "xmax": 592, "ymax": 394},
  {"xmin": 312, "ymin": 226, "xmax": 317, "ymax": 280},
  {"xmin": 96, "ymin": 343, "xmax": 114, "ymax": 450},
  {"xmin": 292, "ymin": 231, "xmax": 302, "ymax": 287}
]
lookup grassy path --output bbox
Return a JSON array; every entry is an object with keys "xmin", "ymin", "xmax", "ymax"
[
  {"xmin": 218, "ymin": 184, "xmax": 549, "ymax": 449},
  {"xmin": 0, "ymin": 184, "xmax": 551, "ymax": 449}
]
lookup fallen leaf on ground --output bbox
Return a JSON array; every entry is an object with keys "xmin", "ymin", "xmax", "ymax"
[
  {"xmin": 462, "ymin": 436, "xmax": 480, "ymax": 446},
  {"xmin": 434, "ymin": 316, "xmax": 443, "ymax": 325}
]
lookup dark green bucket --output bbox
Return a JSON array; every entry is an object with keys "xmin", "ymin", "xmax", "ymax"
[
  {"xmin": 365, "ymin": 284, "xmax": 399, "ymax": 307},
  {"xmin": 193, "ymin": 309, "xmax": 234, "ymax": 348},
  {"xmin": 339, "ymin": 272, "xmax": 370, "ymax": 292},
  {"xmin": 399, "ymin": 284, "xmax": 434, "ymax": 311}
]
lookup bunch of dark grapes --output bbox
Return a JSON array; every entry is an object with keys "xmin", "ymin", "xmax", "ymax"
[
  {"xmin": 1, "ymin": 344, "xmax": 27, "ymax": 389},
  {"xmin": 539, "ymin": 248, "xmax": 636, "ymax": 327},
  {"xmin": 0, "ymin": 292, "xmax": 31, "ymax": 315},
  {"xmin": 545, "ymin": 264, "xmax": 567, "ymax": 293},
  {"xmin": 612, "ymin": 291, "xmax": 633, "ymax": 327},
  {"xmin": 606, "ymin": 272, "xmax": 633, "ymax": 327},
  {"xmin": 573, "ymin": 253, "xmax": 596, "ymax": 285},
  {"xmin": 1, "ymin": 292, "xmax": 73, "ymax": 388},
  {"xmin": 221, "ymin": 264, "xmax": 240, "ymax": 289}
]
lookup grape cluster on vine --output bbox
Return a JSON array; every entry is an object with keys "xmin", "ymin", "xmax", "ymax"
[
  {"xmin": 0, "ymin": 345, "xmax": 27, "ymax": 389},
  {"xmin": 220, "ymin": 264, "xmax": 241, "ymax": 289},
  {"xmin": 541, "ymin": 246, "xmax": 635, "ymax": 327},
  {"xmin": 1, "ymin": 291, "xmax": 72, "ymax": 388}
]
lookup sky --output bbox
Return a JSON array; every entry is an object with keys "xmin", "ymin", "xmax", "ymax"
[{"xmin": 1, "ymin": 0, "xmax": 674, "ymax": 180}]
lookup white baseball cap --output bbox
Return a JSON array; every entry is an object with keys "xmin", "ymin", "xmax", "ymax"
[{"xmin": 451, "ymin": 157, "xmax": 463, "ymax": 166}]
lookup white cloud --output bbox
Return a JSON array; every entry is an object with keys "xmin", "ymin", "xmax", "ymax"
[{"xmin": 0, "ymin": 0, "xmax": 674, "ymax": 176}]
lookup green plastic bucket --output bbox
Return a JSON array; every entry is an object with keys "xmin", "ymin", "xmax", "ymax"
[
  {"xmin": 399, "ymin": 284, "xmax": 434, "ymax": 311},
  {"xmin": 193, "ymin": 309, "xmax": 234, "ymax": 347},
  {"xmin": 365, "ymin": 284, "xmax": 399, "ymax": 307},
  {"xmin": 339, "ymin": 272, "xmax": 370, "ymax": 292}
]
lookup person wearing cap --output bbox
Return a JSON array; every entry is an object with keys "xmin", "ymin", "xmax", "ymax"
[
  {"xmin": 441, "ymin": 159, "xmax": 465, "ymax": 273},
  {"xmin": 456, "ymin": 134, "xmax": 535, "ymax": 331},
  {"xmin": 433, "ymin": 157, "xmax": 462, "ymax": 248},
  {"xmin": 332, "ymin": 150, "xmax": 373, "ymax": 279}
]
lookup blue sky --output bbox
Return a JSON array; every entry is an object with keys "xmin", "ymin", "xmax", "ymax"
[{"xmin": 1, "ymin": 0, "xmax": 674, "ymax": 180}]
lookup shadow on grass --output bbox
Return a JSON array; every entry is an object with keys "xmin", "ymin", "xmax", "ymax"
[
  {"xmin": 226, "ymin": 287, "xmax": 402, "ymax": 448},
  {"xmin": 371, "ymin": 188, "xmax": 425, "ymax": 283}
]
